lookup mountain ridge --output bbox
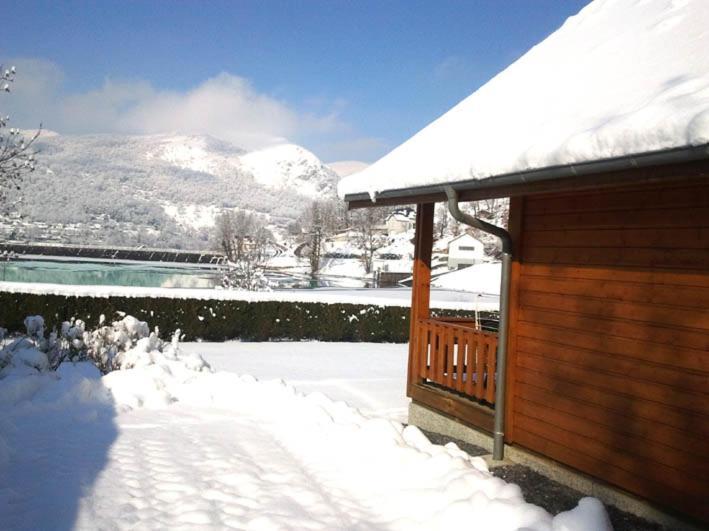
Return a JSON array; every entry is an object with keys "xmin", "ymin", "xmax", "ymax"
[{"xmin": 3, "ymin": 132, "xmax": 339, "ymax": 249}]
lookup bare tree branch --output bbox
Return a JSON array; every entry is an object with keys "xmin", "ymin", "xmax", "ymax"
[{"xmin": 0, "ymin": 64, "xmax": 41, "ymax": 206}]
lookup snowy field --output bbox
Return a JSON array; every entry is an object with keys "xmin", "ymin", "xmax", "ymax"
[
  {"xmin": 1, "ymin": 338, "xmax": 610, "ymax": 531},
  {"xmin": 0, "ymin": 281, "xmax": 500, "ymax": 311},
  {"xmin": 183, "ymin": 341, "xmax": 410, "ymax": 422}
]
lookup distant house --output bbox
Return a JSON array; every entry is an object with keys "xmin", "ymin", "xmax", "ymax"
[
  {"xmin": 322, "ymin": 229, "xmax": 360, "ymax": 257},
  {"xmin": 446, "ymin": 233, "xmax": 484, "ymax": 269},
  {"xmin": 338, "ymin": 0, "xmax": 709, "ymax": 526},
  {"xmin": 327, "ymin": 229, "xmax": 359, "ymax": 245},
  {"xmin": 385, "ymin": 208, "xmax": 415, "ymax": 234}
]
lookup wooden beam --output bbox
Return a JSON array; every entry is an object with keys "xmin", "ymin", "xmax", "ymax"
[
  {"xmin": 410, "ymin": 384, "xmax": 495, "ymax": 434},
  {"xmin": 407, "ymin": 203, "xmax": 434, "ymax": 395}
]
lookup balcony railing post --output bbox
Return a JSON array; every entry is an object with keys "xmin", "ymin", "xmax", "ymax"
[{"xmin": 407, "ymin": 203, "xmax": 434, "ymax": 395}]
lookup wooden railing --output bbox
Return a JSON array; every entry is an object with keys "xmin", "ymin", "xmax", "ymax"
[{"xmin": 412, "ymin": 318, "xmax": 499, "ymax": 405}]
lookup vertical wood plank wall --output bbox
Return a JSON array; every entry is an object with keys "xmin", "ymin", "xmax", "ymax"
[{"xmin": 508, "ymin": 177, "xmax": 709, "ymax": 522}]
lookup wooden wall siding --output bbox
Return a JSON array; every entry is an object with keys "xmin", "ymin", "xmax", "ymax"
[{"xmin": 509, "ymin": 177, "xmax": 709, "ymax": 522}]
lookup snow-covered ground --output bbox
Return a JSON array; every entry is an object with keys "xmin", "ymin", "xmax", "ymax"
[
  {"xmin": 1, "ymin": 339, "xmax": 610, "ymax": 531},
  {"xmin": 0, "ymin": 281, "xmax": 500, "ymax": 311},
  {"xmin": 184, "ymin": 341, "xmax": 410, "ymax": 422},
  {"xmin": 431, "ymin": 262, "xmax": 501, "ymax": 295}
]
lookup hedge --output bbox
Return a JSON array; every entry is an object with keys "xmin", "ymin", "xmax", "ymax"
[{"xmin": 0, "ymin": 292, "xmax": 498, "ymax": 342}]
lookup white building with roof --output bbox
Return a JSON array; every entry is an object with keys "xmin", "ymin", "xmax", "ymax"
[
  {"xmin": 446, "ymin": 233, "xmax": 484, "ymax": 269},
  {"xmin": 384, "ymin": 208, "xmax": 416, "ymax": 235}
]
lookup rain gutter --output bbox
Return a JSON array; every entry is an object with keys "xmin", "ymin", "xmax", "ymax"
[
  {"xmin": 343, "ymin": 143, "xmax": 709, "ymax": 205},
  {"xmin": 445, "ymin": 186, "xmax": 511, "ymax": 461}
]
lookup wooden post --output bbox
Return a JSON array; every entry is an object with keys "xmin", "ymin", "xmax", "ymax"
[{"xmin": 407, "ymin": 202, "xmax": 434, "ymax": 396}]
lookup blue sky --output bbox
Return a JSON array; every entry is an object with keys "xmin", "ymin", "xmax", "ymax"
[{"xmin": 3, "ymin": 0, "xmax": 589, "ymax": 162}]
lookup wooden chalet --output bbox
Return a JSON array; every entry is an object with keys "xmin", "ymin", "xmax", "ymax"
[{"xmin": 338, "ymin": 0, "xmax": 709, "ymax": 524}]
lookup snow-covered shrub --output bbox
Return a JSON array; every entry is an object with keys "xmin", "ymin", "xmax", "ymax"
[
  {"xmin": 0, "ymin": 316, "xmax": 55, "ymax": 376},
  {"xmin": 23, "ymin": 315, "xmax": 45, "ymax": 339},
  {"xmin": 0, "ymin": 337, "xmax": 49, "ymax": 374},
  {"xmin": 0, "ymin": 314, "xmax": 205, "ymax": 377},
  {"xmin": 221, "ymin": 259, "xmax": 272, "ymax": 291},
  {"xmin": 82, "ymin": 315, "xmax": 192, "ymax": 373}
]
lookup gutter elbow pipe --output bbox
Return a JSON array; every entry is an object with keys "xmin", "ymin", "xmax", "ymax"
[
  {"xmin": 445, "ymin": 187, "xmax": 513, "ymax": 254},
  {"xmin": 445, "ymin": 187, "xmax": 512, "ymax": 461}
]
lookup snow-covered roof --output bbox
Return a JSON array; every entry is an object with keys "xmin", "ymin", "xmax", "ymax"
[
  {"xmin": 339, "ymin": 0, "xmax": 709, "ymax": 202},
  {"xmin": 449, "ymin": 233, "xmax": 482, "ymax": 246},
  {"xmin": 386, "ymin": 208, "xmax": 416, "ymax": 223}
]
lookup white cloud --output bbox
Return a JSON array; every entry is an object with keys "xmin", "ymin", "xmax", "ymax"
[{"xmin": 4, "ymin": 58, "xmax": 383, "ymax": 159}]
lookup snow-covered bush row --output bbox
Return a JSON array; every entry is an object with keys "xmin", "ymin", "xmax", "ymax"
[
  {"xmin": 0, "ymin": 291, "xmax": 498, "ymax": 342},
  {"xmin": 0, "ymin": 314, "xmax": 198, "ymax": 377},
  {"xmin": 0, "ymin": 281, "xmax": 495, "ymax": 311}
]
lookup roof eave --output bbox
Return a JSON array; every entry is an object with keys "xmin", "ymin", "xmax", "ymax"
[{"xmin": 343, "ymin": 143, "xmax": 709, "ymax": 208}]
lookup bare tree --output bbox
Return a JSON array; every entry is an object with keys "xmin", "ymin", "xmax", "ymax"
[
  {"xmin": 214, "ymin": 209, "xmax": 273, "ymax": 290},
  {"xmin": 351, "ymin": 207, "xmax": 388, "ymax": 274},
  {"xmin": 308, "ymin": 202, "xmax": 324, "ymax": 276},
  {"xmin": 231, "ymin": 210, "xmax": 255, "ymax": 260},
  {"xmin": 434, "ymin": 203, "xmax": 449, "ymax": 239},
  {"xmin": 321, "ymin": 198, "xmax": 349, "ymax": 233},
  {"xmin": 1, "ymin": 65, "xmax": 40, "ymax": 205},
  {"xmin": 252, "ymin": 225, "xmax": 273, "ymax": 263},
  {"xmin": 464, "ymin": 198, "xmax": 509, "ymax": 227},
  {"xmin": 299, "ymin": 198, "xmax": 349, "ymax": 277},
  {"xmin": 449, "ymin": 218, "xmax": 462, "ymax": 237},
  {"xmin": 215, "ymin": 211, "xmax": 237, "ymax": 260}
]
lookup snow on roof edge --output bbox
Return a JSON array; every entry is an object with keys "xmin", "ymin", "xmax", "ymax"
[
  {"xmin": 341, "ymin": 142, "xmax": 709, "ymax": 203},
  {"xmin": 339, "ymin": 0, "xmax": 709, "ymax": 201}
]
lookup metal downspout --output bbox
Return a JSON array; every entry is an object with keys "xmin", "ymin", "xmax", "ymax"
[{"xmin": 445, "ymin": 187, "xmax": 512, "ymax": 461}]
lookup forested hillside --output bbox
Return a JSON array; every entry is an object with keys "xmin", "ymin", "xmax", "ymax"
[{"xmin": 2, "ymin": 132, "xmax": 339, "ymax": 249}]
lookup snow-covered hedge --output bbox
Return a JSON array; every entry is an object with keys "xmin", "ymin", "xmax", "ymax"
[{"xmin": 0, "ymin": 292, "xmax": 497, "ymax": 342}]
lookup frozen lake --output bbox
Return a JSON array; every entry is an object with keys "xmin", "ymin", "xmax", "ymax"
[
  {"xmin": 1, "ymin": 258, "xmax": 222, "ymax": 289},
  {"xmin": 0, "ymin": 257, "xmax": 368, "ymax": 290},
  {"xmin": 0, "ymin": 257, "xmax": 500, "ymax": 311}
]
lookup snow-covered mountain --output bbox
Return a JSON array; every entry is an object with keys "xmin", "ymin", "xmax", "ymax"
[
  {"xmin": 145, "ymin": 134, "xmax": 339, "ymax": 199},
  {"xmin": 146, "ymin": 134, "xmax": 246, "ymax": 175},
  {"xmin": 4, "ymin": 132, "xmax": 339, "ymax": 249},
  {"xmin": 241, "ymin": 144, "xmax": 337, "ymax": 198}
]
